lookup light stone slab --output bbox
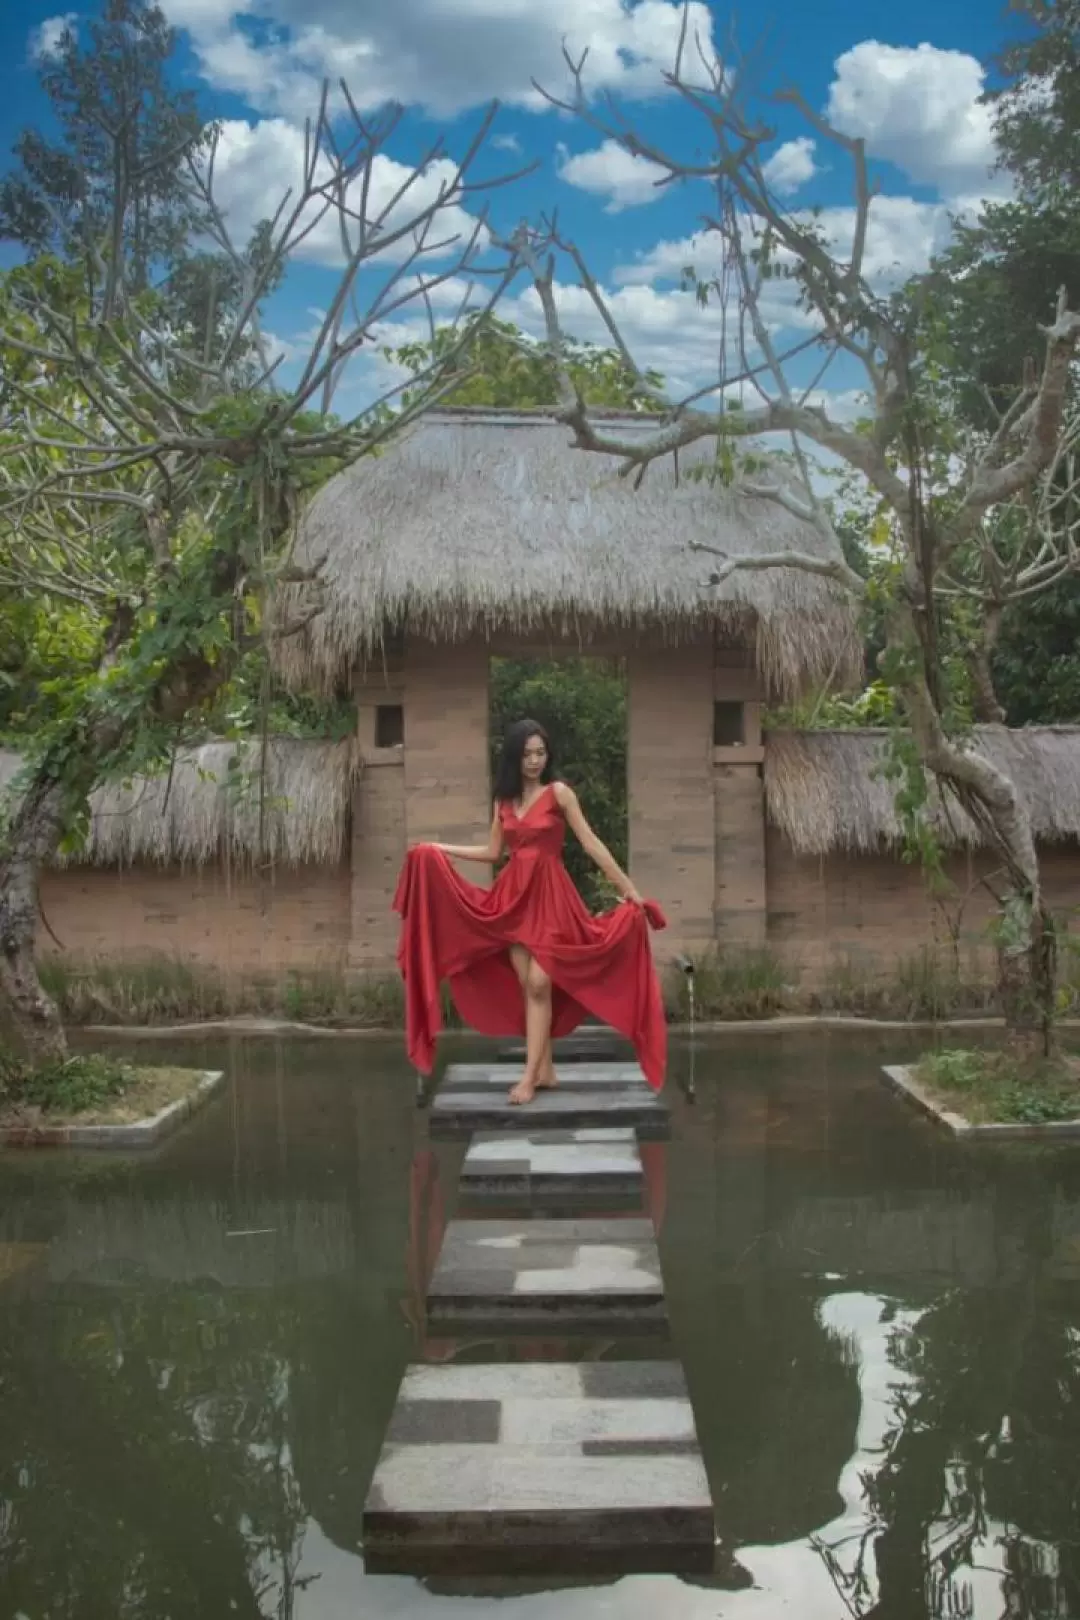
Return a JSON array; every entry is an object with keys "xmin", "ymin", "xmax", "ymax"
[
  {"xmin": 364, "ymin": 1359, "xmax": 714, "ymax": 1575},
  {"xmin": 460, "ymin": 1127, "xmax": 643, "ymax": 1205},
  {"xmin": 427, "ymin": 1217, "xmax": 666, "ymax": 1330}
]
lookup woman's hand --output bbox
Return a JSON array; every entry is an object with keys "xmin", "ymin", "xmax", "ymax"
[{"xmin": 621, "ymin": 884, "xmax": 645, "ymax": 907}]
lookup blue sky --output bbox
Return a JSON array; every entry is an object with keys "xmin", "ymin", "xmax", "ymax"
[{"xmin": 0, "ymin": 0, "xmax": 1020, "ymax": 416}]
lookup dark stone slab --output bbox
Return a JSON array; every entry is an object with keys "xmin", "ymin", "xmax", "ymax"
[
  {"xmin": 459, "ymin": 1127, "xmax": 644, "ymax": 1205},
  {"xmin": 426, "ymin": 1217, "xmax": 666, "ymax": 1331},
  {"xmin": 364, "ymin": 1360, "xmax": 714, "ymax": 1575},
  {"xmin": 440, "ymin": 1062, "xmax": 649, "ymax": 1093},
  {"xmin": 430, "ymin": 1080, "xmax": 667, "ymax": 1140}
]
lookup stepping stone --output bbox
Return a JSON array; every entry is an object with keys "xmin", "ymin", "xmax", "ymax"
[
  {"xmin": 426, "ymin": 1217, "xmax": 666, "ymax": 1330},
  {"xmin": 439, "ymin": 1062, "xmax": 648, "ymax": 1092},
  {"xmin": 363, "ymin": 1359, "xmax": 714, "ymax": 1575},
  {"xmin": 430, "ymin": 1071, "xmax": 667, "ymax": 1140},
  {"xmin": 460, "ymin": 1128, "xmax": 643, "ymax": 1204}
]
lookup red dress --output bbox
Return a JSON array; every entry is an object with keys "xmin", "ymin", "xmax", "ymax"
[{"xmin": 392, "ymin": 782, "xmax": 668, "ymax": 1089}]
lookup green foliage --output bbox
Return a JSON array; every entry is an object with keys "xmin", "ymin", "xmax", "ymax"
[
  {"xmin": 994, "ymin": 578, "xmax": 1080, "ymax": 724},
  {"xmin": 391, "ymin": 316, "xmax": 665, "ymax": 410},
  {"xmin": 38, "ymin": 955, "xmax": 409, "ymax": 1028},
  {"xmin": 668, "ymin": 947, "xmax": 796, "ymax": 1021},
  {"xmin": 987, "ymin": 0, "xmax": 1080, "ymax": 204},
  {"xmin": 918, "ymin": 1046, "xmax": 1080, "ymax": 1124},
  {"xmin": 0, "ymin": 0, "xmax": 203, "ymax": 281},
  {"xmin": 0, "ymin": 0, "xmax": 279, "ymax": 363},
  {"xmin": 817, "ymin": 949, "xmax": 998, "ymax": 1021},
  {"xmin": 0, "ymin": 1049, "xmax": 135, "ymax": 1112},
  {"xmin": 489, "ymin": 656, "xmax": 627, "ymax": 909}
]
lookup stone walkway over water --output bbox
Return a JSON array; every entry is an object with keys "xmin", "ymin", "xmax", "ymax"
[{"xmin": 363, "ymin": 1045, "xmax": 717, "ymax": 1576}]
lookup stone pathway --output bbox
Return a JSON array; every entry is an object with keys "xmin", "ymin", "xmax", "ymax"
[
  {"xmin": 427, "ymin": 1216, "xmax": 666, "ymax": 1330},
  {"xmin": 459, "ymin": 1126, "xmax": 643, "ymax": 1205},
  {"xmin": 365, "ymin": 1059, "xmax": 715, "ymax": 1576},
  {"xmin": 429, "ymin": 1063, "xmax": 668, "ymax": 1138}
]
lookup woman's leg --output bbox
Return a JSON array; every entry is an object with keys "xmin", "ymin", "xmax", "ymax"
[
  {"xmin": 508, "ymin": 948, "xmax": 555, "ymax": 1104},
  {"xmin": 508, "ymin": 947, "xmax": 557, "ymax": 1091}
]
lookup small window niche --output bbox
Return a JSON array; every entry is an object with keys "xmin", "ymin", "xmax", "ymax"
[
  {"xmin": 713, "ymin": 700, "xmax": 745, "ymax": 748},
  {"xmin": 375, "ymin": 703, "xmax": 405, "ymax": 749}
]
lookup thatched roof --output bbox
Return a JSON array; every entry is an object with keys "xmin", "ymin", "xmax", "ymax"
[
  {"xmin": 0, "ymin": 739, "xmax": 358, "ymax": 868},
  {"xmin": 765, "ymin": 726, "xmax": 1080, "ymax": 855},
  {"xmin": 275, "ymin": 408, "xmax": 862, "ymax": 699}
]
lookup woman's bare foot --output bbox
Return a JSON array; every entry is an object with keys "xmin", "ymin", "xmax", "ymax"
[
  {"xmin": 536, "ymin": 1060, "xmax": 558, "ymax": 1091},
  {"xmin": 509, "ymin": 1074, "xmax": 538, "ymax": 1105}
]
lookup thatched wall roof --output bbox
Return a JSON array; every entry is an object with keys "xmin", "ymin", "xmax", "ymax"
[
  {"xmin": 765, "ymin": 726, "xmax": 1080, "ymax": 855},
  {"xmin": 0, "ymin": 739, "xmax": 358, "ymax": 868},
  {"xmin": 275, "ymin": 408, "xmax": 862, "ymax": 699}
]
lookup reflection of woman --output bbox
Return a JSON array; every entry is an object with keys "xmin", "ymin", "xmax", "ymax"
[{"xmin": 393, "ymin": 718, "xmax": 668, "ymax": 1101}]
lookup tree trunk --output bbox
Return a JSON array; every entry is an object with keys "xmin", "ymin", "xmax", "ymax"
[
  {"xmin": 996, "ymin": 899, "xmax": 1056, "ymax": 1059},
  {"xmin": 0, "ymin": 777, "xmax": 70, "ymax": 1064},
  {"xmin": 892, "ymin": 599, "xmax": 1056, "ymax": 1056}
]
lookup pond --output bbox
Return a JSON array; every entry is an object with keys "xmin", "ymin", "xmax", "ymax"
[{"xmin": 2, "ymin": 1028, "xmax": 1080, "ymax": 1619}]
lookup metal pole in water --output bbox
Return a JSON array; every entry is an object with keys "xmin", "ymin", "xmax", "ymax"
[{"xmin": 677, "ymin": 955, "xmax": 697, "ymax": 1103}]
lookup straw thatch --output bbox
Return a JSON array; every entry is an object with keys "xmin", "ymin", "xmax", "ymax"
[
  {"xmin": 0, "ymin": 738, "xmax": 358, "ymax": 868},
  {"xmin": 275, "ymin": 408, "xmax": 862, "ymax": 699},
  {"xmin": 765, "ymin": 726, "xmax": 1080, "ymax": 856}
]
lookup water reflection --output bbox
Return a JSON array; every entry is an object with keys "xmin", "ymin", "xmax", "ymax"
[{"xmin": 0, "ymin": 1030, "xmax": 1079, "ymax": 1618}]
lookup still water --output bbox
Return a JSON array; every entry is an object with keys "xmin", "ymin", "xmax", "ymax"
[{"xmin": 2, "ymin": 1029, "xmax": 1080, "ymax": 1620}]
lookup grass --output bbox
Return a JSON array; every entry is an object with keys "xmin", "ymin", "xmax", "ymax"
[
  {"xmin": 34, "ymin": 938, "xmax": 1079, "ymax": 1033},
  {"xmin": 813, "ymin": 948, "xmax": 999, "ymax": 1022},
  {"xmin": 667, "ymin": 946, "xmax": 798, "ymax": 1021},
  {"xmin": 915, "ymin": 1047, "xmax": 1080, "ymax": 1125},
  {"xmin": 0, "ymin": 1051, "xmax": 210, "ymax": 1128},
  {"xmin": 39, "ymin": 956, "xmax": 410, "ymax": 1029}
]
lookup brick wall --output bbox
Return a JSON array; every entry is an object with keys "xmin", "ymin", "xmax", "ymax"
[
  {"xmin": 713, "ymin": 656, "xmax": 766, "ymax": 943},
  {"xmin": 402, "ymin": 635, "xmax": 491, "ymax": 858},
  {"xmin": 348, "ymin": 760, "xmax": 405, "ymax": 968},
  {"xmin": 765, "ymin": 830, "xmax": 1080, "ymax": 982},
  {"xmin": 38, "ymin": 862, "xmax": 351, "ymax": 973},
  {"xmin": 627, "ymin": 636, "xmax": 716, "ymax": 959},
  {"xmin": 715, "ymin": 765, "xmax": 767, "ymax": 943}
]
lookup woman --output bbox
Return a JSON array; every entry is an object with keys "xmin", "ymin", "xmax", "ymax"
[{"xmin": 393, "ymin": 718, "xmax": 668, "ymax": 1102}]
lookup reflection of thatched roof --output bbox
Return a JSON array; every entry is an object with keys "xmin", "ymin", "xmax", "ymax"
[
  {"xmin": 0, "ymin": 739, "xmax": 358, "ymax": 867},
  {"xmin": 766, "ymin": 726, "xmax": 1080, "ymax": 855},
  {"xmin": 275, "ymin": 408, "xmax": 862, "ymax": 699}
]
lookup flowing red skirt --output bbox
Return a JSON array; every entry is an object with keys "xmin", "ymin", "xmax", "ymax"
[{"xmin": 392, "ymin": 843, "xmax": 668, "ymax": 1089}]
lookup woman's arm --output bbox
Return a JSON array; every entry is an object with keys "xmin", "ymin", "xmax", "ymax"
[
  {"xmin": 553, "ymin": 782, "xmax": 643, "ymax": 904},
  {"xmin": 420, "ymin": 806, "xmax": 504, "ymax": 865}
]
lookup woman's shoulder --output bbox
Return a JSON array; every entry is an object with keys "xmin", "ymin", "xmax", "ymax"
[{"xmin": 551, "ymin": 779, "xmax": 575, "ymax": 806}]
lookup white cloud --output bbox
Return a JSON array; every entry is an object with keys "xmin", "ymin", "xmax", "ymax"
[
  {"xmin": 826, "ymin": 41, "xmax": 1004, "ymax": 194},
  {"xmin": 162, "ymin": 0, "xmax": 719, "ymax": 121},
  {"xmin": 617, "ymin": 192, "xmax": 981, "ymax": 297},
  {"xmin": 557, "ymin": 140, "xmax": 669, "ymax": 212},
  {"xmin": 28, "ymin": 12, "xmax": 76, "ymax": 59},
  {"xmin": 762, "ymin": 137, "xmax": 818, "ymax": 197},
  {"xmin": 492, "ymin": 133, "xmax": 523, "ymax": 154},
  {"xmin": 205, "ymin": 118, "xmax": 486, "ymax": 268}
]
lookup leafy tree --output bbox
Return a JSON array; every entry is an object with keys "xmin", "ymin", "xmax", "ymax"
[
  {"xmin": 518, "ymin": 38, "xmax": 1080, "ymax": 1053},
  {"xmin": 1, "ymin": 0, "xmax": 203, "ymax": 284},
  {"xmin": 985, "ymin": 0, "xmax": 1080, "ymax": 203},
  {"xmin": 392, "ymin": 314, "xmax": 665, "ymax": 410},
  {"xmin": 0, "ymin": 0, "xmax": 281, "ymax": 364},
  {"xmin": 0, "ymin": 90, "xmax": 522, "ymax": 1065}
]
